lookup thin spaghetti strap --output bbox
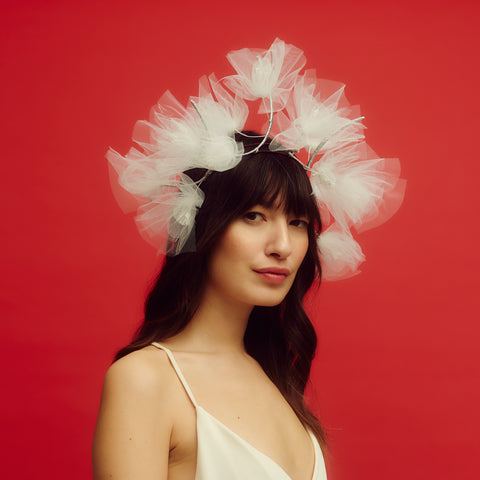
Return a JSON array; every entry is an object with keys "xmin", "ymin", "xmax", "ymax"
[{"xmin": 151, "ymin": 342, "xmax": 198, "ymax": 408}]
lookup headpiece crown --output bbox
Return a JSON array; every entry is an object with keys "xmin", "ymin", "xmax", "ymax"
[{"xmin": 107, "ymin": 38, "xmax": 405, "ymax": 280}]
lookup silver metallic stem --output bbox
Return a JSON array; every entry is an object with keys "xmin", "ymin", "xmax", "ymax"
[
  {"xmin": 306, "ymin": 116, "xmax": 365, "ymax": 168},
  {"xmin": 190, "ymin": 99, "xmax": 209, "ymax": 132},
  {"xmin": 243, "ymin": 94, "xmax": 274, "ymax": 155},
  {"xmin": 235, "ymin": 130, "xmax": 264, "ymax": 138}
]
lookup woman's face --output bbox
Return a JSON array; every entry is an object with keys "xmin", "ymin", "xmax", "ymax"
[{"xmin": 206, "ymin": 203, "xmax": 310, "ymax": 308}]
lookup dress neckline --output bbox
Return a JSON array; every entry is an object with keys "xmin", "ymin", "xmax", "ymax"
[
  {"xmin": 151, "ymin": 341, "xmax": 319, "ymax": 480},
  {"xmin": 197, "ymin": 405, "xmax": 319, "ymax": 480}
]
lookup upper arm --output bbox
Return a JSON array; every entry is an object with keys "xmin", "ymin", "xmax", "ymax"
[{"xmin": 92, "ymin": 350, "xmax": 174, "ymax": 480}]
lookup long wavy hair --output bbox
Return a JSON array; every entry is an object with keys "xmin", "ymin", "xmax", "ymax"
[{"xmin": 115, "ymin": 133, "xmax": 328, "ymax": 450}]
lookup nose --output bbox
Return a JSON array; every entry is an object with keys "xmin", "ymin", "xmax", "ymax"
[{"xmin": 265, "ymin": 219, "xmax": 292, "ymax": 259}]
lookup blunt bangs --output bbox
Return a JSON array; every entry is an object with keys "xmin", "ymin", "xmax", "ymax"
[
  {"xmin": 192, "ymin": 148, "xmax": 322, "ymax": 256},
  {"xmin": 229, "ymin": 151, "xmax": 317, "ymax": 220}
]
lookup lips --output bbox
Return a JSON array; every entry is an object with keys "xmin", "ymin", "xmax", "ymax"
[
  {"xmin": 254, "ymin": 267, "xmax": 291, "ymax": 275},
  {"xmin": 253, "ymin": 267, "xmax": 291, "ymax": 284}
]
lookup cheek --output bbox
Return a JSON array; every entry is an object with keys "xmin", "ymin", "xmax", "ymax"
[
  {"xmin": 214, "ymin": 221, "xmax": 259, "ymax": 263},
  {"xmin": 222, "ymin": 229, "xmax": 253, "ymax": 257},
  {"xmin": 215, "ymin": 229, "xmax": 248, "ymax": 265},
  {"xmin": 207, "ymin": 225, "xmax": 252, "ymax": 283},
  {"xmin": 293, "ymin": 236, "xmax": 310, "ymax": 269}
]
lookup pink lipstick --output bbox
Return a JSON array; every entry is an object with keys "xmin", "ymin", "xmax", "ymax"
[{"xmin": 254, "ymin": 267, "xmax": 290, "ymax": 284}]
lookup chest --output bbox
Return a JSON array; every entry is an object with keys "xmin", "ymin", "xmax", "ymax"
[{"xmin": 167, "ymin": 358, "xmax": 317, "ymax": 480}]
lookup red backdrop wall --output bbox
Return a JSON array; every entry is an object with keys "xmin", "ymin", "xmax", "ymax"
[{"xmin": 1, "ymin": 1, "xmax": 479, "ymax": 479}]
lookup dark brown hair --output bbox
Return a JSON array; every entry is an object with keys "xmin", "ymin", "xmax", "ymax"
[{"xmin": 115, "ymin": 133, "xmax": 328, "ymax": 450}]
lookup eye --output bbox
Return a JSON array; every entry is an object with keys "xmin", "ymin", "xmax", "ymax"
[
  {"xmin": 244, "ymin": 211, "xmax": 264, "ymax": 222},
  {"xmin": 290, "ymin": 218, "xmax": 309, "ymax": 228}
]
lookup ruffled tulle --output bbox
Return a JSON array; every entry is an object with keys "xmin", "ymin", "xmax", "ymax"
[
  {"xmin": 135, "ymin": 175, "xmax": 204, "ymax": 255},
  {"xmin": 269, "ymin": 71, "xmax": 365, "ymax": 156},
  {"xmin": 317, "ymin": 225, "xmax": 365, "ymax": 281},
  {"xmin": 310, "ymin": 143, "xmax": 403, "ymax": 231},
  {"xmin": 224, "ymin": 38, "xmax": 306, "ymax": 113},
  {"xmin": 199, "ymin": 74, "xmax": 249, "ymax": 136},
  {"xmin": 106, "ymin": 87, "xmax": 245, "ymax": 255},
  {"xmin": 106, "ymin": 38, "xmax": 405, "ymax": 278}
]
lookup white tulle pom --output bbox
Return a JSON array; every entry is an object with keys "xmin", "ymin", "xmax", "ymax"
[
  {"xmin": 310, "ymin": 144, "xmax": 401, "ymax": 230},
  {"xmin": 198, "ymin": 74, "xmax": 249, "ymax": 136},
  {"xmin": 106, "ymin": 147, "xmax": 163, "ymax": 199},
  {"xmin": 270, "ymin": 72, "xmax": 365, "ymax": 153},
  {"xmin": 317, "ymin": 226, "xmax": 365, "ymax": 281},
  {"xmin": 170, "ymin": 175, "xmax": 205, "ymax": 243},
  {"xmin": 197, "ymin": 136, "xmax": 244, "ymax": 171},
  {"xmin": 109, "ymin": 88, "xmax": 246, "ymax": 193},
  {"xmin": 135, "ymin": 175, "xmax": 204, "ymax": 255},
  {"xmin": 138, "ymin": 91, "xmax": 202, "ymax": 166},
  {"xmin": 224, "ymin": 38, "xmax": 306, "ymax": 112}
]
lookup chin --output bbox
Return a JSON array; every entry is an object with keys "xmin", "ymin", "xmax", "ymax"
[
  {"xmin": 256, "ymin": 299, "xmax": 285, "ymax": 307},
  {"xmin": 251, "ymin": 292, "xmax": 289, "ymax": 308}
]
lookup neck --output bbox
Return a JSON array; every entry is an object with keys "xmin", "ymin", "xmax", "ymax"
[{"xmin": 171, "ymin": 283, "xmax": 253, "ymax": 354}]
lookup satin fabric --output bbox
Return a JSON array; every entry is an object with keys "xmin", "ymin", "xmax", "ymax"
[{"xmin": 151, "ymin": 342, "xmax": 327, "ymax": 480}]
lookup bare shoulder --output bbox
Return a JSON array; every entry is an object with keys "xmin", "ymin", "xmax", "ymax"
[
  {"xmin": 92, "ymin": 346, "xmax": 178, "ymax": 480},
  {"xmin": 103, "ymin": 345, "xmax": 177, "ymax": 401}
]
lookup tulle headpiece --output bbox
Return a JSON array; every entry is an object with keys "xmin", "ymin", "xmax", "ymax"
[{"xmin": 107, "ymin": 38, "xmax": 405, "ymax": 280}]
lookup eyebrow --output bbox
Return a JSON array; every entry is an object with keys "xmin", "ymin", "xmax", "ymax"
[{"xmin": 255, "ymin": 201, "xmax": 308, "ymax": 217}]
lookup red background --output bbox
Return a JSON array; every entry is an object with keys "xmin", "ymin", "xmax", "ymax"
[{"xmin": 1, "ymin": 1, "xmax": 479, "ymax": 479}]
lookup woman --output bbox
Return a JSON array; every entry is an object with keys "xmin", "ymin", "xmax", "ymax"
[
  {"xmin": 93, "ymin": 137, "xmax": 328, "ymax": 480},
  {"xmin": 93, "ymin": 39, "xmax": 402, "ymax": 480}
]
